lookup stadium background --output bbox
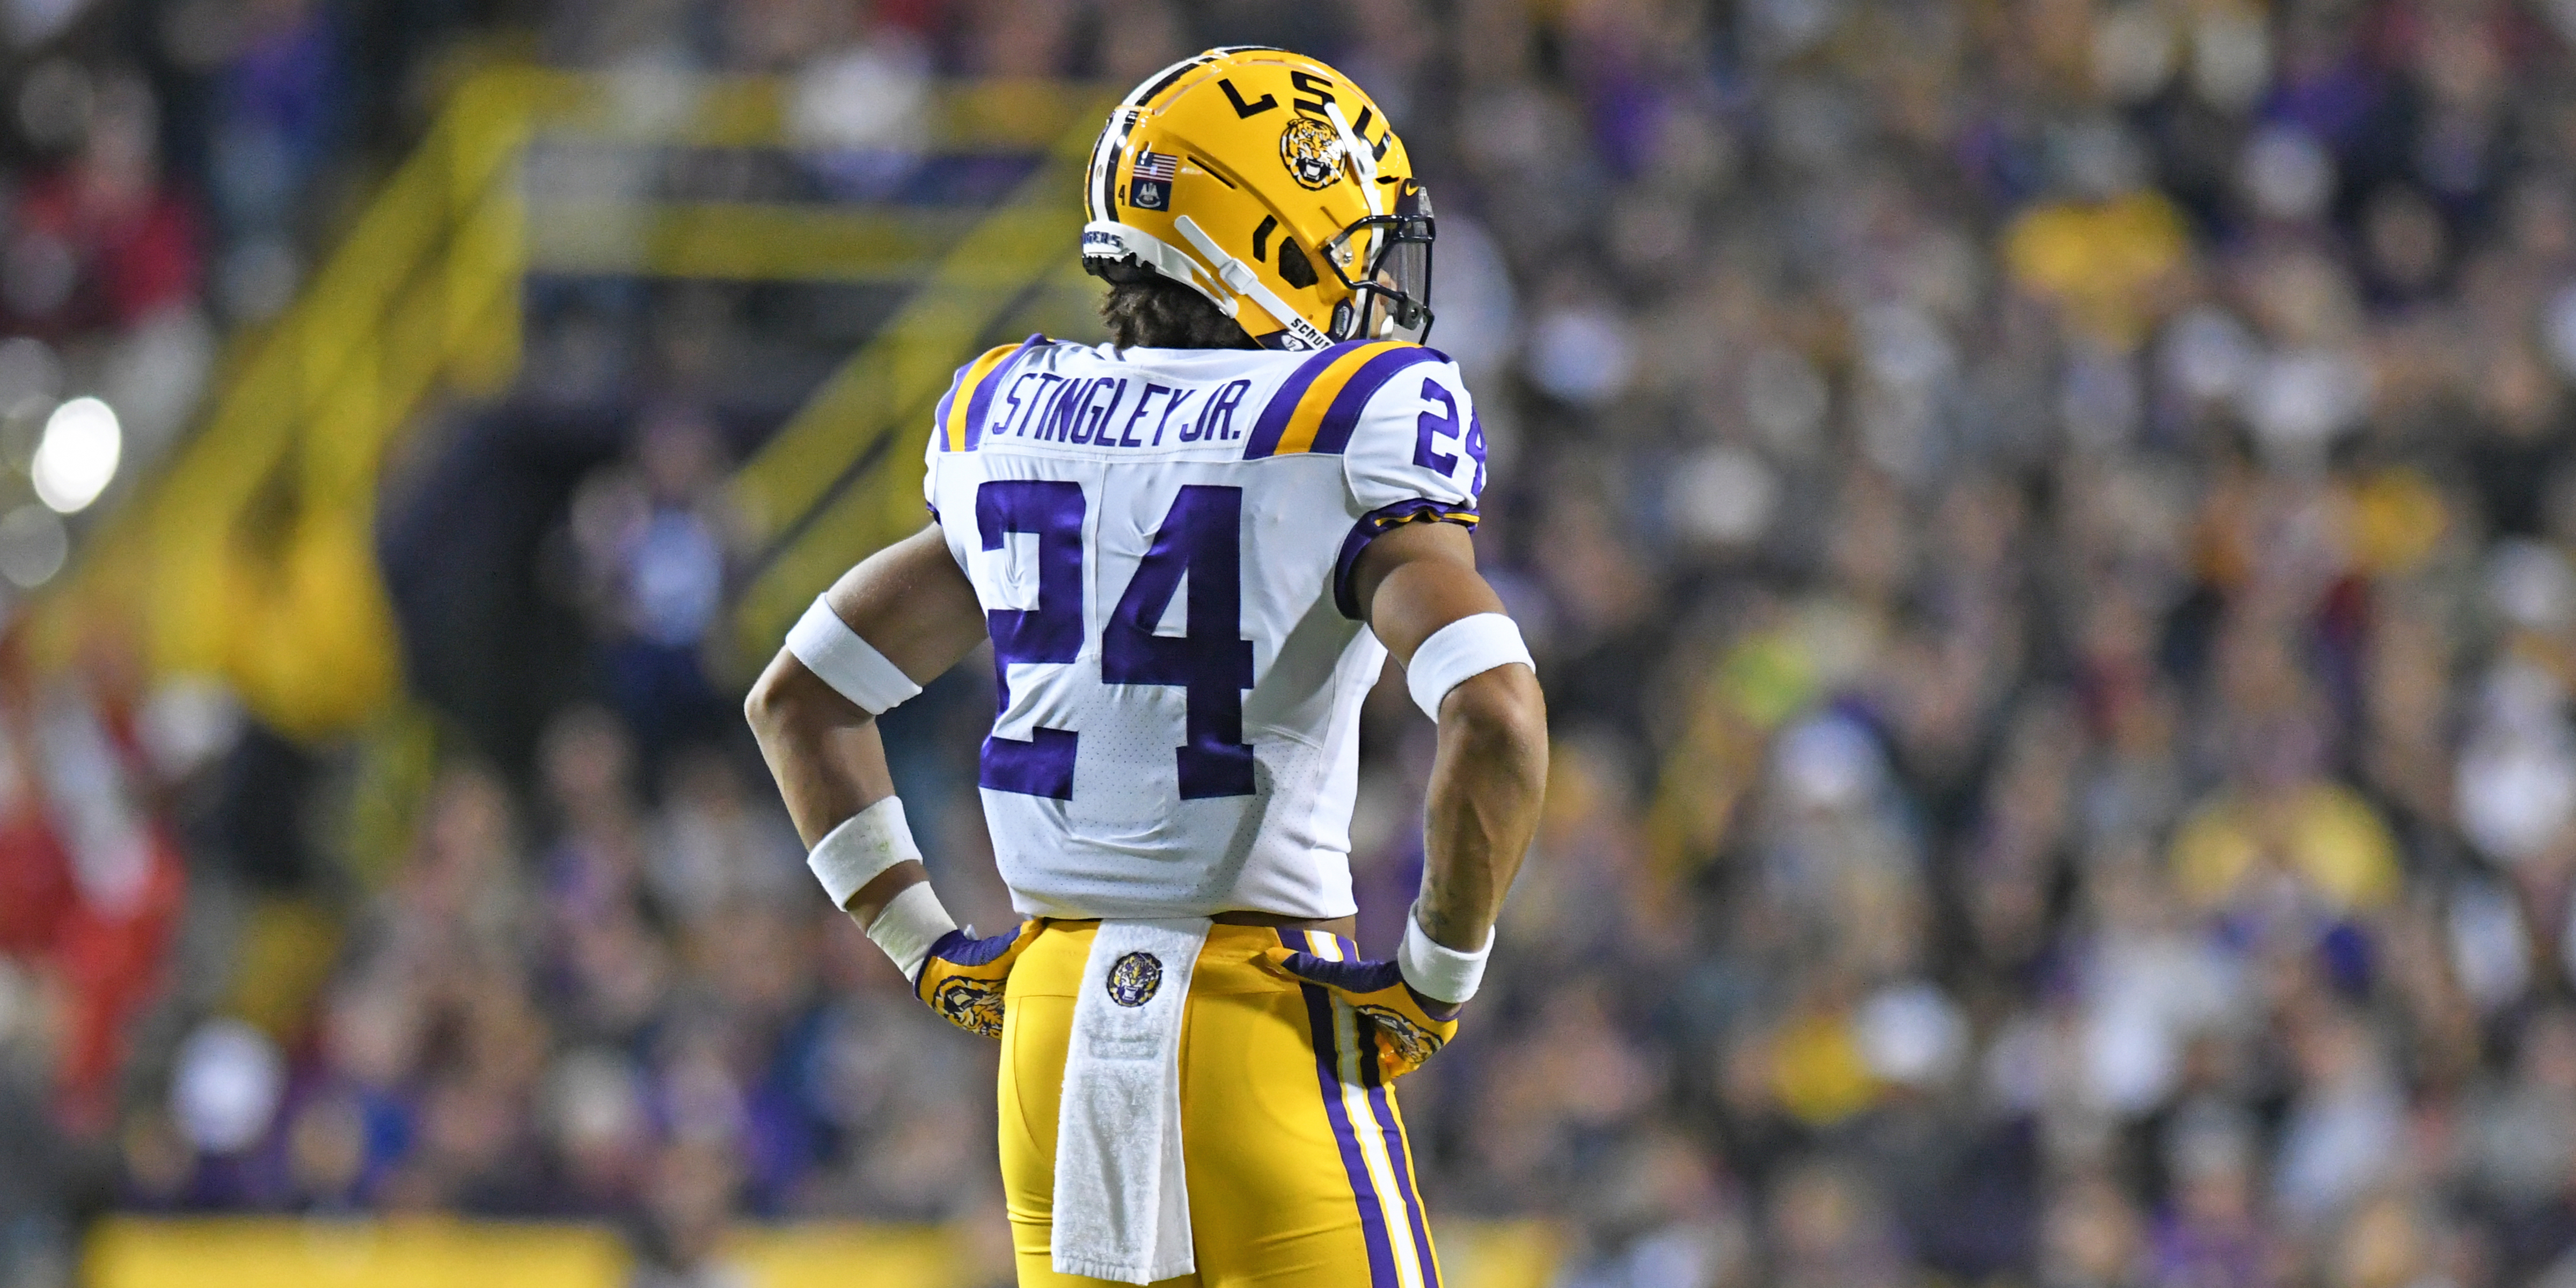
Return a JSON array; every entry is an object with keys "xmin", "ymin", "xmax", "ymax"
[{"xmin": 5, "ymin": 0, "xmax": 2575, "ymax": 1284}]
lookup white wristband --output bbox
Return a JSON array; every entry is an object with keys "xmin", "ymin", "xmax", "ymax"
[
  {"xmin": 786, "ymin": 595, "xmax": 924, "ymax": 715},
  {"xmin": 807, "ymin": 797, "xmax": 923, "ymax": 910},
  {"xmin": 865, "ymin": 881, "xmax": 958, "ymax": 982},
  {"xmin": 1404, "ymin": 612, "xmax": 1534, "ymax": 722},
  {"xmin": 1397, "ymin": 902, "xmax": 1492, "ymax": 1005}
]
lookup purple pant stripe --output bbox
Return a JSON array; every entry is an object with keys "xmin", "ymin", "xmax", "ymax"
[
  {"xmin": 1296, "ymin": 964, "xmax": 1401, "ymax": 1286},
  {"xmin": 1366, "ymin": 1074, "xmax": 1441, "ymax": 1286}
]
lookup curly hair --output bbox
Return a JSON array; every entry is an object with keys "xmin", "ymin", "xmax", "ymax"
[{"xmin": 1100, "ymin": 276, "xmax": 1259, "ymax": 350}]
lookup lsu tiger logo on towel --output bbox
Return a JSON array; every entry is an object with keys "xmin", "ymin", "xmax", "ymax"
[{"xmin": 1107, "ymin": 952, "xmax": 1165, "ymax": 1007}]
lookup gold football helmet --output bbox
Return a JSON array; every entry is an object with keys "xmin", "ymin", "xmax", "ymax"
[{"xmin": 1080, "ymin": 47, "xmax": 1435, "ymax": 351}]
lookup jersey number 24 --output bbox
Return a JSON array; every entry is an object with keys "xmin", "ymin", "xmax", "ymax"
[{"xmin": 975, "ymin": 480, "xmax": 1256, "ymax": 801}]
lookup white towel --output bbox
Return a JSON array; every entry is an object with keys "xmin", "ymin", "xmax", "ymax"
[{"xmin": 1051, "ymin": 917, "xmax": 1212, "ymax": 1284}]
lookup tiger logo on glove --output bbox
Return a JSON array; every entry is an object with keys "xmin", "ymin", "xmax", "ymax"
[
  {"xmin": 1260, "ymin": 943, "xmax": 1465, "ymax": 1080},
  {"xmin": 913, "ymin": 920, "xmax": 1045, "ymax": 1039},
  {"xmin": 1353, "ymin": 1002, "xmax": 1448, "ymax": 1069},
  {"xmin": 930, "ymin": 977, "xmax": 1008, "ymax": 1037}
]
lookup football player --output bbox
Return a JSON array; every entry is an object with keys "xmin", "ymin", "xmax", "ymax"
[{"xmin": 745, "ymin": 46, "xmax": 1547, "ymax": 1288}]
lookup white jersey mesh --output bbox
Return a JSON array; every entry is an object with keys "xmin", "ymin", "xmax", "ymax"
[{"xmin": 919, "ymin": 337, "xmax": 1484, "ymax": 919}]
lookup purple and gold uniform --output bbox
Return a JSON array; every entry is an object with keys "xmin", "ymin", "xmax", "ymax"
[
  {"xmin": 909, "ymin": 42, "xmax": 1479, "ymax": 1287},
  {"xmin": 999, "ymin": 924, "xmax": 1442, "ymax": 1287},
  {"xmin": 924, "ymin": 332, "xmax": 1482, "ymax": 1287}
]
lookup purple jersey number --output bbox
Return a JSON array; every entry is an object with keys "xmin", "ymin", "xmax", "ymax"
[
  {"xmin": 1412, "ymin": 377, "xmax": 1485, "ymax": 495},
  {"xmin": 974, "ymin": 480, "xmax": 1257, "ymax": 801},
  {"xmin": 976, "ymin": 479, "xmax": 1084, "ymax": 799},
  {"xmin": 1104, "ymin": 485, "xmax": 1256, "ymax": 799}
]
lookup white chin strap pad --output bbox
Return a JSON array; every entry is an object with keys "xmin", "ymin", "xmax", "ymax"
[{"xmin": 1171, "ymin": 215, "xmax": 1333, "ymax": 351}]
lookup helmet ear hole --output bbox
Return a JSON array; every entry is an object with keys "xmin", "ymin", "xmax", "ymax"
[{"xmin": 1276, "ymin": 239, "xmax": 1318, "ymax": 290}]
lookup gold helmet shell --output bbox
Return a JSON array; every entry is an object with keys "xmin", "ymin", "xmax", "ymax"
[{"xmin": 1080, "ymin": 47, "xmax": 1435, "ymax": 351}]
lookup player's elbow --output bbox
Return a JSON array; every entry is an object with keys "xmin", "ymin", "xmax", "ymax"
[
  {"xmin": 1439, "ymin": 663, "xmax": 1548, "ymax": 774},
  {"xmin": 743, "ymin": 660, "xmax": 792, "ymax": 742},
  {"xmin": 744, "ymin": 652, "xmax": 848, "ymax": 746}
]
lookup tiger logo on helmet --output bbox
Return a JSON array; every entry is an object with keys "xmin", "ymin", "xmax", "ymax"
[
  {"xmin": 1080, "ymin": 47, "xmax": 1435, "ymax": 353},
  {"xmin": 1277, "ymin": 116, "xmax": 1343, "ymax": 191}
]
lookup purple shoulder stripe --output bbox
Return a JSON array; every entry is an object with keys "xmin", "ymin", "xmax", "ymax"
[
  {"xmin": 931, "ymin": 372, "xmax": 967, "ymax": 451},
  {"xmin": 1331, "ymin": 498, "xmax": 1481, "ymax": 620},
  {"xmin": 1309, "ymin": 347, "xmax": 1445, "ymax": 455},
  {"xmin": 1242, "ymin": 340, "xmax": 1370, "ymax": 459}
]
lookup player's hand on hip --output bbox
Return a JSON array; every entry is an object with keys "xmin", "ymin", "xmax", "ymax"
[
  {"xmin": 915, "ymin": 920, "xmax": 1043, "ymax": 1038},
  {"xmin": 1259, "ymin": 948, "xmax": 1463, "ymax": 1079}
]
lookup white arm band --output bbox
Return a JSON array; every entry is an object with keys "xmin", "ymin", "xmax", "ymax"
[
  {"xmin": 786, "ymin": 595, "xmax": 923, "ymax": 716},
  {"xmin": 807, "ymin": 796, "xmax": 923, "ymax": 909},
  {"xmin": 1397, "ymin": 901, "xmax": 1492, "ymax": 1005},
  {"xmin": 1404, "ymin": 612, "xmax": 1534, "ymax": 722},
  {"xmin": 864, "ymin": 881, "xmax": 958, "ymax": 982}
]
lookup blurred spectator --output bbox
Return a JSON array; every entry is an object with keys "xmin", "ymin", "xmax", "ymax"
[
  {"xmin": 569, "ymin": 408, "xmax": 745, "ymax": 753},
  {"xmin": 5, "ymin": 74, "xmax": 196, "ymax": 339},
  {"xmin": 5, "ymin": 70, "xmax": 213, "ymax": 463},
  {"xmin": 204, "ymin": 0, "xmax": 341, "ymax": 321},
  {"xmin": 42, "ymin": 2, "xmax": 2576, "ymax": 1286}
]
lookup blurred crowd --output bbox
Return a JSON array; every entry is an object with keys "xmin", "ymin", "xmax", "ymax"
[{"xmin": 18, "ymin": 0, "xmax": 2576, "ymax": 1286}]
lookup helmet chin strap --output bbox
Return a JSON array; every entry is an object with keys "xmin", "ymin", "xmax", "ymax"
[
  {"xmin": 1325, "ymin": 100, "xmax": 1392, "ymax": 339},
  {"xmin": 1174, "ymin": 214, "xmax": 1335, "ymax": 350},
  {"xmin": 1324, "ymin": 101, "xmax": 1384, "ymax": 218}
]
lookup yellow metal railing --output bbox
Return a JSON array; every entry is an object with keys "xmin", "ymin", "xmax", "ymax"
[
  {"xmin": 38, "ymin": 65, "xmax": 1110, "ymax": 741},
  {"xmin": 43, "ymin": 69, "xmax": 544, "ymax": 738},
  {"xmin": 724, "ymin": 114, "xmax": 1104, "ymax": 665}
]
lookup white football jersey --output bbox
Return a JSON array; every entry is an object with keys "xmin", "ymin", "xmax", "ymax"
[{"xmin": 920, "ymin": 335, "xmax": 1486, "ymax": 920}]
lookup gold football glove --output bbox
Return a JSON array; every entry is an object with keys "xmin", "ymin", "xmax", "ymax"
[
  {"xmin": 1259, "ymin": 946, "xmax": 1463, "ymax": 1079},
  {"xmin": 914, "ymin": 920, "xmax": 1043, "ymax": 1038}
]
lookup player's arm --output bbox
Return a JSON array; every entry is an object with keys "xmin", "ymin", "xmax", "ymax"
[
  {"xmin": 744, "ymin": 523, "xmax": 997, "ymax": 980},
  {"xmin": 1262, "ymin": 517, "xmax": 1544, "ymax": 1078},
  {"xmin": 1352, "ymin": 519, "xmax": 1548, "ymax": 965},
  {"xmin": 1253, "ymin": 353, "xmax": 1539, "ymax": 1075}
]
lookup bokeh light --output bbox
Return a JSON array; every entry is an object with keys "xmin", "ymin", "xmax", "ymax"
[
  {"xmin": 31, "ymin": 396, "xmax": 120, "ymax": 514},
  {"xmin": 0, "ymin": 505, "xmax": 68, "ymax": 589}
]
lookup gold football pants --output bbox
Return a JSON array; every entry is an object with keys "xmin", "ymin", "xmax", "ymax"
[{"xmin": 998, "ymin": 920, "xmax": 1444, "ymax": 1287}]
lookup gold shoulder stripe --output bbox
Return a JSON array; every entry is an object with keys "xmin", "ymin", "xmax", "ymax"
[
  {"xmin": 1274, "ymin": 341, "xmax": 1404, "ymax": 456},
  {"xmin": 943, "ymin": 343, "xmax": 1022, "ymax": 452}
]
